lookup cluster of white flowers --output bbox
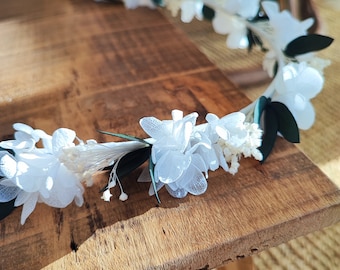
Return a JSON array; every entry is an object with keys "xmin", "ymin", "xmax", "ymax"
[
  {"xmin": 0, "ymin": 124, "xmax": 84, "ymax": 224},
  {"xmin": 139, "ymin": 110, "xmax": 262, "ymax": 198},
  {"xmin": 0, "ymin": 110, "xmax": 262, "ymax": 223},
  {"xmin": 123, "ymin": 0, "xmax": 330, "ymax": 129}
]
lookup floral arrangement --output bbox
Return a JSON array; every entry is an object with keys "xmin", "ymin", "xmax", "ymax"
[{"xmin": 0, "ymin": 0, "xmax": 333, "ymax": 224}]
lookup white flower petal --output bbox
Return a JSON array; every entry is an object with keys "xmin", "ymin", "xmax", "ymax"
[
  {"xmin": 165, "ymin": 185, "xmax": 188, "ymax": 198},
  {"xmin": 301, "ymin": 18, "xmax": 315, "ymax": 32},
  {"xmin": 0, "ymin": 185, "xmax": 21, "ymax": 202},
  {"xmin": 0, "ymin": 153, "xmax": 17, "ymax": 179},
  {"xmin": 101, "ymin": 189, "xmax": 112, "ymax": 202},
  {"xmin": 180, "ymin": 1, "xmax": 195, "ymax": 23},
  {"xmin": 293, "ymin": 101, "xmax": 315, "ymax": 130},
  {"xmin": 226, "ymin": 30, "xmax": 248, "ymax": 49},
  {"xmin": 261, "ymin": 1, "xmax": 279, "ymax": 18},
  {"xmin": 139, "ymin": 116, "xmax": 169, "ymax": 139},
  {"xmin": 0, "ymin": 139, "xmax": 35, "ymax": 151},
  {"xmin": 52, "ymin": 128, "xmax": 76, "ymax": 153},
  {"xmin": 216, "ymin": 125, "xmax": 230, "ymax": 140},
  {"xmin": 14, "ymin": 191, "xmax": 31, "ymax": 206},
  {"xmin": 155, "ymin": 151, "xmax": 190, "ymax": 183},
  {"xmin": 237, "ymin": 0, "xmax": 260, "ymax": 18},
  {"xmin": 297, "ymin": 67, "xmax": 324, "ymax": 99},
  {"xmin": 137, "ymin": 166, "xmax": 151, "ymax": 182},
  {"xmin": 212, "ymin": 12, "xmax": 230, "ymax": 35},
  {"xmin": 179, "ymin": 165, "xmax": 207, "ymax": 195},
  {"xmin": 13, "ymin": 123, "xmax": 34, "ymax": 135},
  {"xmin": 171, "ymin": 109, "xmax": 183, "ymax": 121},
  {"xmin": 220, "ymin": 112, "xmax": 246, "ymax": 125},
  {"xmin": 148, "ymin": 181, "xmax": 164, "ymax": 196},
  {"xmin": 205, "ymin": 113, "xmax": 219, "ymax": 123},
  {"xmin": 74, "ymin": 191, "xmax": 84, "ymax": 207},
  {"xmin": 19, "ymin": 192, "xmax": 39, "ymax": 224},
  {"xmin": 215, "ymin": 144, "xmax": 229, "ymax": 172}
]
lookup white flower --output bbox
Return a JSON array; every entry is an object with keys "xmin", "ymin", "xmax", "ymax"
[
  {"xmin": 0, "ymin": 124, "xmax": 84, "ymax": 224},
  {"xmin": 263, "ymin": 50, "xmax": 277, "ymax": 77},
  {"xmin": 163, "ymin": 0, "xmax": 182, "ymax": 17},
  {"xmin": 211, "ymin": 0, "xmax": 259, "ymax": 49},
  {"xmin": 101, "ymin": 189, "xmax": 113, "ymax": 202},
  {"xmin": 272, "ymin": 62, "xmax": 324, "ymax": 130},
  {"xmin": 212, "ymin": 10, "xmax": 249, "ymax": 49},
  {"xmin": 179, "ymin": 0, "xmax": 204, "ymax": 23},
  {"xmin": 123, "ymin": 0, "xmax": 155, "ymax": 9},
  {"xmin": 205, "ymin": 112, "xmax": 262, "ymax": 174},
  {"xmin": 223, "ymin": 0, "xmax": 260, "ymax": 19},
  {"xmin": 262, "ymin": 1, "xmax": 314, "ymax": 49},
  {"xmin": 140, "ymin": 110, "xmax": 210, "ymax": 198},
  {"xmin": 161, "ymin": 0, "xmax": 205, "ymax": 22}
]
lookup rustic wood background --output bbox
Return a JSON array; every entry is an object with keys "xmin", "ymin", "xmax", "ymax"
[{"xmin": 0, "ymin": 1, "xmax": 339, "ymax": 269}]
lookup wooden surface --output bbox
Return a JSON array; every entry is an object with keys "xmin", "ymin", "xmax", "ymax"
[{"xmin": 0, "ymin": 1, "xmax": 339, "ymax": 269}]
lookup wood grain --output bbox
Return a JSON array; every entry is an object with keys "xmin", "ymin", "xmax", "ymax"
[{"xmin": 0, "ymin": 1, "xmax": 339, "ymax": 269}]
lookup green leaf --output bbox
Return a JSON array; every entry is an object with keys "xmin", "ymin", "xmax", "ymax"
[
  {"xmin": 152, "ymin": 0, "xmax": 163, "ymax": 6},
  {"xmin": 117, "ymin": 146, "xmax": 152, "ymax": 179},
  {"xmin": 100, "ymin": 146, "xmax": 152, "ymax": 192},
  {"xmin": 98, "ymin": 130, "xmax": 149, "ymax": 145},
  {"xmin": 259, "ymin": 107, "xmax": 279, "ymax": 162},
  {"xmin": 270, "ymin": 102, "xmax": 300, "ymax": 143},
  {"xmin": 284, "ymin": 34, "xmax": 334, "ymax": 57},
  {"xmin": 0, "ymin": 199, "xmax": 15, "ymax": 221},
  {"xmin": 254, "ymin": 96, "xmax": 269, "ymax": 125},
  {"xmin": 202, "ymin": 5, "xmax": 215, "ymax": 20},
  {"xmin": 149, "ymin": 158, "xmax": 161, "ymax": 204}
]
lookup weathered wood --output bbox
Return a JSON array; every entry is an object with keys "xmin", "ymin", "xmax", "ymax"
[{"xmin": 0, "ymin": 1, "xmax": 339, "ymax": 269}]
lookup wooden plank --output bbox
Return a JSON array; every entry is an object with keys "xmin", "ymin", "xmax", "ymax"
[{"xmin": 0, "ymin": 1, "xmax": 339, "ymax": 269}]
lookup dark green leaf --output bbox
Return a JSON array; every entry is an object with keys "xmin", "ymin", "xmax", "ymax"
[
  {"xmin": 259, "ymin": 107, "xmax": 279, "ymax": 162},
  {"xmin": 284, "ymin": 34, "xmax": 334, "ymax": 57},
  {"xmin": 152, "ymin": 0, "xmax": 163, "ymax": 6},
  {"xmin": 254, "ymin": 96, "xmax": 269, "ymax": 125},
  {"xmin": 116, "ymin": 146, "xmax": 152, "ymax": 179},
  {"xmin": 0, "ymin": 147, "xmax": 15, "ymax": 156},
  {"xmin": 98, "ymin": 130, "xmax": 149, "ymax": 145},
  {"xmin": 0, "ymin": 199, "xmax": 15, "ymax": 221},
  {"xmin": 100, "ymin": 146, "xmax": 152, "ymax": 192},
  {"xmin": 270, "ymin": 102, "xmax": 300, "ymax": 143},
  {"xmin": 202, "ymin": 5, "xmax": 215, "ymax": 21},
  {"xmin": 149, "ymin": 158, "xmax": 161, "ymax": 204}
]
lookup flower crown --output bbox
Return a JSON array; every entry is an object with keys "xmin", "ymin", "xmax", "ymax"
[{"xmin": 0, "ymin": 0, "xmax": 333, "ymax": 224}]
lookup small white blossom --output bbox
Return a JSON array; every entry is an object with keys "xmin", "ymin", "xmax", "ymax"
[
  {"xmin": 212, "ymin": 11, "xmax": 249, "ymax": 49},
  {"xmin": 262, "ymin": 1, "xmax": 314, "ymax": 49},
  {"xmin": 123, "ymin": 0, "xmax": 155, "ymax": 9},
  {"xmin": 180, "ymin": 0, "xmax": 204, "ymax": 23},
  {"xmin": 205, "ymin": 112, "xmax": 263, "ymax": 174},
  {"xmin": 163, "ymin": 0, "xmax": 182, "ymax": 17},
  {"xmin": 101, "ymin": 189, "xmax": 113, "ymax": 202},
  {"xmin": 0, "ymin": 124, "xmax": 84, "ymax": 224},
  {"xmin": 164, "ymin": 0, "xmax": 204, "ymax": 22},
  {"xmin": 223, "ymin": 0, "xmax": 260, "ymax": 19},
  {"xmin": 140, "ymin": 110, "xmax": 210, "ymax": 198},
  {"xmin": 272, "ymin": 62, "xmax": 324, "ymax": 130},
  {"xmin": 212, "ymin": 0, "xmax": 259, "ymax": 49}
]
